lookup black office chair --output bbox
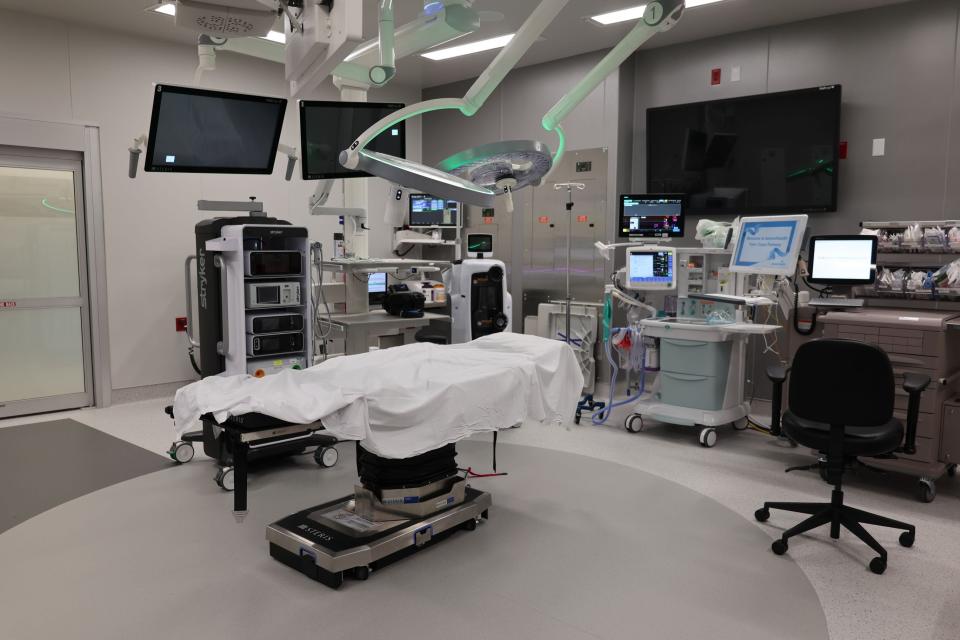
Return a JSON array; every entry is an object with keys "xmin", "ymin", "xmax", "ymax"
[{"xmin": 754, "ymin": 338, "xmax": 930, "ymax": 575}]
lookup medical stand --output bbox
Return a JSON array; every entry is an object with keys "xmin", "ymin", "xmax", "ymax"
[{"xmin": 553, "ymin": 183, "xmax": 605, "ymax": 422}]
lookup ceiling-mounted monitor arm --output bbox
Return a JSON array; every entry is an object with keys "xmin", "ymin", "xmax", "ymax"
[
  {"xmin": 540, "ymin": 0, "xmax": 685, "ymax": 180},
  {"xmin": 340, "ymin": 0, "xmax": 569, "ymax": 170},
  {"xmin": 334, "ymin": 1, "xmax": 480, "ymax": 90}
]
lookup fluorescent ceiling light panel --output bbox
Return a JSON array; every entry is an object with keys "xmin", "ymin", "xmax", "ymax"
[
  {"xmin": 590, "ymin": 0, "xmax": 726, "ymax": 25},
  {"xmin": 421, "ymin": 34, "xmax": 515, "ymax": 61},
  {"xmin": 590, "ymin": 5, "xmax": 646, "ymax": 25},
  {"xmin": 153, "ymin": 3, "xmax": 176, "ymax": 16}
]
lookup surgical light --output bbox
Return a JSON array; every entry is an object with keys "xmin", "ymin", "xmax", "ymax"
[{"xmin": 421, "ymin": 34, "xmax": 515, "ymax": 61}]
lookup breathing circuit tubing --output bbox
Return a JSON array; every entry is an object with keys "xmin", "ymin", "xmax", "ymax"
[{"xmin": 591, "ymin": 287, "xmax": 658, "ymax": 426}]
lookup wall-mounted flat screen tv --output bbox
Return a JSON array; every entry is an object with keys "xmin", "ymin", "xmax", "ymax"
[{"xmin": 647, "ymin": 85, "xmax": 842, "ymax": 215}]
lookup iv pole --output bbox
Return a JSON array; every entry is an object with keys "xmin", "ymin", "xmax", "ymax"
[{"xmin": 554, "ymin": 182, "xmax": 585, "ymax": 345}]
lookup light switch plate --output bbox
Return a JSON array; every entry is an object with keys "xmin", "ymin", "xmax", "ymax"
[
  {"xmin": 872, "ymin": 138, "xmax": 886, "ymax": 157},
  {"xmin": 731, "ymin": 66, "xmax": 741, "ymax": 82}
]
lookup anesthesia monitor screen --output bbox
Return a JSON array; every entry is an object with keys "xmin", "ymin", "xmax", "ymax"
[
  {"xmin": 628, "ymin": 251, "xmax": 674, "ymax": 287},
  {"xmin": 619, "ymin": 195, "xmax": 684, "ymax": 239},
  {"xmin": 146, "ymin": 85, "xmax": 286, "ymax": 174}
]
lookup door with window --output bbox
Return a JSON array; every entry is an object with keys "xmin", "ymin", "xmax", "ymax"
[{"xmin": 0, "ymin": 155, "xmax": 93, "ymax": 418}]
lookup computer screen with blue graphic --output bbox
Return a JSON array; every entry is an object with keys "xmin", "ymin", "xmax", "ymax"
[{"xmin": 730, "ymin": 215, "xmax": 808, "ymax": 277}]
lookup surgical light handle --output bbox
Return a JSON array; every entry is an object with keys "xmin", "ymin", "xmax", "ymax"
[{"xmin": 341, "ymin": 0, "xmax": 568, "ymax": 169}]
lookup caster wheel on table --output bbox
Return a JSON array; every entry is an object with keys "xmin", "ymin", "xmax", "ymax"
[
  {"xmin": 754, "ymin": 508, "xmax": 770, "ymax": 523},
  {"xmin": 869, "ymin": 557, "xmax": 887, "ymax": 575},
  {"xmin": 168, "ymin": 441, "xmax": 194, "ymax": 464},
  {"xmin": 699, "ymin": 428, "xmax": 718, "ymax": 448},
  {"xmin": 771, "ymin": 539, "xmax": 788, "ymax": 556},
  {"xmin": 732, "ymin": 418, "xmax": 749, "ymax": 431},
  {"xmin": 315, "ymin": 446, "xmax": 339, "ymax": 468},
  {"xmin": 625, "ymin": 414, "xmax": 644, "ymax": 433},
  {"xmin": 463, "ymin": 518, "xmax": 478, "ymax": 532},
  {"xmin": 353, "ymin": 566, "xmax": 370, "ymax": 581},
  {"xmin": 917, "ymin": 478, "xmax": 936, "ymax": 503},
  {"xmin": 899, "ymin": 531, "xmax": 915, "ymax": 548},
  {"xmin": 215, "ymin": 467, "xmax": 235, "ymax": 492},
  {"xmin": 947, "ymin": 464, "xmax": 957, "ymax": 478}
]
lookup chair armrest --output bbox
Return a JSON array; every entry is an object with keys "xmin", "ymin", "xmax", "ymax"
[
  {"xmin": 900, "ymin": 373, "xmax": 931, "ymax": 455},
  {"xmin": 766, "ymin": 365, "xmax": 791, "ymax": 437},
  {"xmin": 902, "ymin": 373, "xmax": 931, "ymax": 394},
  {"xmin": 767, "ymin": 364, "xmax": 790, "ymax": 384}
]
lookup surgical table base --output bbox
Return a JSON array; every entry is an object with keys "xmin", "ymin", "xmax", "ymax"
[{"xmin": 267, "ymin": 488, "xmax": 492, "ymax": 589}]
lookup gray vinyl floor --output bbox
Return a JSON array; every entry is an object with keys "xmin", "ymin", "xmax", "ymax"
[
  {"xmin": 1, "ymin": 397, "xmax": 958, "ymax": 640},
  {"xmin": 0, "ymin": 419, "xmax": 170, "ymax": 533}
]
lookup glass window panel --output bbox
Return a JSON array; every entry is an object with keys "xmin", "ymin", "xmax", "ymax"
[
  {"xmin": 0, "ymin": 307, "xmax": 86, "ymax": 403},
  {"xmin": 0, "ymin": 167, "xmax": 80, "ymax": 299}
]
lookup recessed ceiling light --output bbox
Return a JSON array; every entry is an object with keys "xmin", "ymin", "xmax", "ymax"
[
  {"xmin": 590, "ymin": 5, "xmax": 646, "ymax": 25},
  {"xmin": 421, "ymin": 34, "xmax": 515, "ymax": 61},
  {"xmin": 590, "ymin": 0, "xmax": 726, "ymax": 26},
  {"xmin": 261, "ymin": 30, "xmax": 286, "ymax": 44},
  {"xmin": 152, "ymin": 2, "xmax": 176, "ymax": 16}
]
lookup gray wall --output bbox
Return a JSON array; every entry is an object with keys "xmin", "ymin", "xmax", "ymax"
[{"xmin": 632, "ymin": 0, "xmax": 960, "ymax": 238}]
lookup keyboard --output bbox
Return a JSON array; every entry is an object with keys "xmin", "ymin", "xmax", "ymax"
[{"xmin": 808, "ymin": 298, "xmax": 865, "ymax": 309}]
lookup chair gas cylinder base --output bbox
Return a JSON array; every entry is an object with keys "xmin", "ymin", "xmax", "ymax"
[{"xmin": 755, "ymin": 339, "xmax": 930, "ymax": 575}]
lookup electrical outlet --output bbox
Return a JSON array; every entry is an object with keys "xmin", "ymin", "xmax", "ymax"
[{"xmin": 176, "ymin": 317, "xmax": 188, "ymax": 332}]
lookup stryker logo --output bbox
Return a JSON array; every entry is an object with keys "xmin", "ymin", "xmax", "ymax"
[
  {"xmin": 297, "ymin": 523, "xmax": 333, "ymax": 542},
  {"xmin": 197, "ymin": 249, "xmax": 207, "ymax": 309}
]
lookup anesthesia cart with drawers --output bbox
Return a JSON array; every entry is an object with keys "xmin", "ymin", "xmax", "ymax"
[{"xmin": 820, "ymin": 309, "xmax": 960, "ymax": 502}]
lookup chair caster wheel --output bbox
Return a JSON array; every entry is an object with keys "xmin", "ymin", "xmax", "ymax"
[
  {"xmin": 771, "ymin": 539, "xmax": 788, "ymax": 555},
  {"xmin": 899, "ymin": 531, "xmax": 915, "ymax": 548},
  {"xmin": 755, "ymin": 508, "xmax": 770, "ymax": 523},
  {"xmin": 353, "ymin": 566, "xmax": 370, "ymax": 581},
  {"xmin": 917, "ymin": 478, "xmax": 936, "ymax": 503},
  {"xmin": 869, "ymin": 557, "xmax": 887, "ymax": 575},
  {"xmin": 625, "ymin": 414, "xmax": 644, "ymax": 433},
  {"xmin": 699, "ymin": 428, "xmax": 718, "ymax": 448}
]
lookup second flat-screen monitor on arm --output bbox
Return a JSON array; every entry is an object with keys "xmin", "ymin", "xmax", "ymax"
[
  {"xmin": 145, "ymin": 84, "xmax": 287, "ymax": 174},
  {"xmin": 300, "ymin": 101, "xmax": 406, "ymax": 180}
]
